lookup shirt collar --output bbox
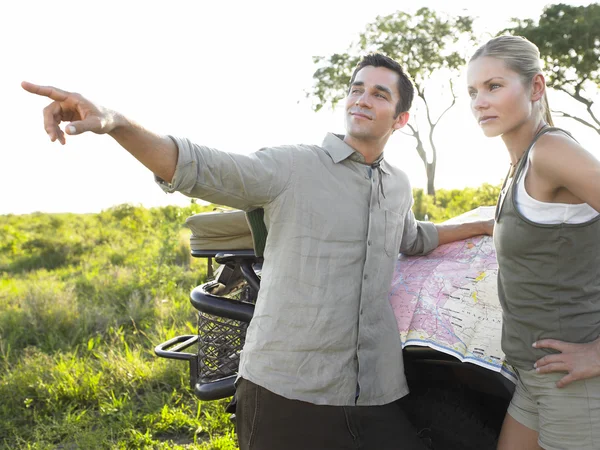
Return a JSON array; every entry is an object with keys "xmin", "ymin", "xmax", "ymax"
[{"xmin": 321, "ymin": 133, "xmax": 389, "ymax": 174}]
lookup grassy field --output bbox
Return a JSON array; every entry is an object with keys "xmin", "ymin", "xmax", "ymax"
[
  {"xmin": 0, "ymin": 185, "xmax": 501, "ymax": 449},
  {"xmin": 0, "ymin": 203, "xmax": 238, "ymax": 449}
]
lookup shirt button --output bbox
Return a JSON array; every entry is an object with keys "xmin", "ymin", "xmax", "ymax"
[
  {"xmin": 364, "ymin": 274, "xmax": 368, "ymax": 280},
  {"xmin": 367, "ymin": 240, "xmax": 372, "ymax": 246},
  {"xmin": 360, "ymin": 309, "xmax": 364, "ymax": 315}
]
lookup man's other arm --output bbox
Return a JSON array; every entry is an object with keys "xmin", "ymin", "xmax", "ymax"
[
  {"xmin": 400, "ymin": 208, "xmax": 493, "ymax": 256},
  {"xmin": 435, "ymin": 219, "xmax": 494, "ymax": 246}
]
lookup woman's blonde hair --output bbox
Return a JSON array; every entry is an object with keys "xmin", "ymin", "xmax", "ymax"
[{"xmin": 470, "ymin": 35, "xmax": 554, "ymax": 126}]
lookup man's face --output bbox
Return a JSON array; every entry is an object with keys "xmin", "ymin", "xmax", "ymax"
[{"xmin": 344, "ymin": 66, "xmax": 409, "ymax": 143}]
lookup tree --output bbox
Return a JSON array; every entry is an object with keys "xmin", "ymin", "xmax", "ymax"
[
  {"xmin": 309, "ymin": 8, "xmax": 477, "ymax": 195},
  {"xmin": 506, "ymin": 3, "xmax": 600, "ymax": 134}
]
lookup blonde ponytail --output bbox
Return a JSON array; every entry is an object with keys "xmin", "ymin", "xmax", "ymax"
[{"xmin": 541, "ymin": 91, "xmax": 554, "ymax": 126}]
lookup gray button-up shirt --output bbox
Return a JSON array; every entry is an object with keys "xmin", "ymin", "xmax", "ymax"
[{"xmin": 157, "ymin": 133, "xmax": 438, "ymax": 406}]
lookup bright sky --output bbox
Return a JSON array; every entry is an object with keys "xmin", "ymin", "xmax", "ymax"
[{"xmin": 2, "ymin": 0, "xmax": 598, "ymax": 214}]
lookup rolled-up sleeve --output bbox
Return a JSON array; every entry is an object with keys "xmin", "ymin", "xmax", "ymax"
[
  {"xmin": 399, "ymin": 207, "xmax": 439, "ymax": 256},
  {"xmin": 155, "ymin": 136, "xmax": 293, "ymax": 211}
]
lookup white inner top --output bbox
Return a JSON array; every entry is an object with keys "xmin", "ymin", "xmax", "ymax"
[{"xmin": 515, "ymin": 157, "xmax": 599, "ymax": 224}]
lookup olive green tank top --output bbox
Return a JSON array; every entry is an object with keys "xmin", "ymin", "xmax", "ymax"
[{"xmin": 494, "ymin": 126, "xmax": 600, "ymax": 369}]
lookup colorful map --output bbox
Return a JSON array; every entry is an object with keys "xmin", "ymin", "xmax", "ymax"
[{"xmin": 390, "ymin": 206, "xmax": 517, "ymax": 383}]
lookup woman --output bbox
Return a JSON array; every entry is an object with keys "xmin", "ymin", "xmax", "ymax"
[{"xmin": 467, "ymin": 35, "xmax": 600, "ymax": 450}]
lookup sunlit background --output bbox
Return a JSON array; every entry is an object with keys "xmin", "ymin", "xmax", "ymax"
[{"xmin": 2, "ymin": 0, "xmax": 597, "ymax": 214}]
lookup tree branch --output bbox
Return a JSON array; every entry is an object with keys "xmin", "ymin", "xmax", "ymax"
[
  {"xmin": 586, "ymin": 104, "xmax": 600, "ymax": 129},
  {"xmin": 556, "ymin": 86, "xmax": 593, "ymax": 108},
  {"xmin": 401, "ymin": 122, "xmax": 418, "ymax": 138},
  {"xmin": 552, "ymin": 109, "xmax": 600, "ymax": 133},
  {"xmin": 406, "ymin": 123, "xmax": 428, "ymax": 167},
  {"xmin": 421, "ymin": 90, "xmax": 435, "ymax": 129},
  {"xmin": 433, "ymin": 79, "xmax": 457, "ymax": 127}
]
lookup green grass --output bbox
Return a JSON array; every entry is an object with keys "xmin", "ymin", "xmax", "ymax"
[
  {"xmin": 0, "ymin": 203, "xmax": 238, "ymax": 449},
  {"xmin": 0, "ymin": 186, "xmax": 501, "ymax": 448}
]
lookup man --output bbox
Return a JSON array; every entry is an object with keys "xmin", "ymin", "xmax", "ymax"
[{"xmin": 23, "ymin": 54, "xmax": 492, "ymax": 450}]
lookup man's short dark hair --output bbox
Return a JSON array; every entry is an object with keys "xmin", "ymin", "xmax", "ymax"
[{"xmin": 349, "ymin": 53, "xmax": 415, "ymax": 116}]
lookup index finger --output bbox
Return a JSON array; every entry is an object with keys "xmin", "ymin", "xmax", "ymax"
[
  {"xmin": 533, "ymin": 338, "xmax": 574, "ymax": 352},
  {"xmin": 21, "ymin": 81, "xmax": 71, "ymax": 102}
]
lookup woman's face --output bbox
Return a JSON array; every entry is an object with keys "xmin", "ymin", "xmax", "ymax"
[{"xmin": 467, "ymin": 56, "xmax": 535, "ymax": 138}]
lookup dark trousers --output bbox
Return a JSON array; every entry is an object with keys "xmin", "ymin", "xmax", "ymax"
[{"xmin": 235, "ymin": 378, "xmax": 427, "ymax": 450}]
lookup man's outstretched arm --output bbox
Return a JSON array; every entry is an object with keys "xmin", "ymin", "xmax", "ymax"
[{"xmin": 21, "ymin": 81, "xmax": 178, "ymax": 183}]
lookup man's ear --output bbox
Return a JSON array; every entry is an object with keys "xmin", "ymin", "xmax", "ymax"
[
  {"xmin": 531, "ymin": 73, "xmax": 546, "ymax": 102},
  {"xmin": 393, "ymin": 111, "xmax": 410, "ymax": 131}
]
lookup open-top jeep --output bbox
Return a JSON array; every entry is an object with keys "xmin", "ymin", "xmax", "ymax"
[{"xmin": 156, "ymin": 208, "xmax": 514, "ymax": 449}]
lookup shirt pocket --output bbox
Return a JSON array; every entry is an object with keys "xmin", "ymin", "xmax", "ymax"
[{"xmin": 384, "ymin": 209, "xmax": 403, "ymax": 257}]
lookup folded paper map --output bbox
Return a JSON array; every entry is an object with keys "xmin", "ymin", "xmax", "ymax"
[{"xmin": 390, "ymin": 206, "xmax": 517, "ymax": 383}]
